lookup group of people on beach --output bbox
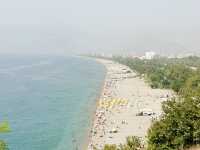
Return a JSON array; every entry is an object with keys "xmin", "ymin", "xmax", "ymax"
[{"xmin": 88, "ymin": 61, "xmax": 132, "ymax": 149}]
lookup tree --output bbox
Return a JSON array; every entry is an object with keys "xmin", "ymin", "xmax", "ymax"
[
  {"xmin": 147, "ymin": 96, "xmax": 200, "ymax": 150},
  {"xmin": 180, "ymin": 73, "xmax": 200, "ymax": 98}
]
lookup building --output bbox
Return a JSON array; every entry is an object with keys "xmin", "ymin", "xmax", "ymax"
[{"xmin": 144, "ymin": 51, "xmax": 156, "ymax": 60}]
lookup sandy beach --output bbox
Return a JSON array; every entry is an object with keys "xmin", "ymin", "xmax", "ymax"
[{"xmin": 88, "ymin": 59, "xmax": 173, "ymax": 149}]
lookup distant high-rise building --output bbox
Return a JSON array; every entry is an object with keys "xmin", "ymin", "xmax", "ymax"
[{"xmin": 144, "ymin": 51, "xmax": 156, "ymax": 60}]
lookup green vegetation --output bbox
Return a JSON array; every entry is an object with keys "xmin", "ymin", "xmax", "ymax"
[
  {"xmin": 147, "ymin": 96, "xmax": 200, "ymax": 150},
  {"xmin": 0, "ymin": 122, "xmax": 10, "ymax": 133},
  {"xmin": 0, "ymin": 121, "xmax": 10, "ymax": 150},
  {"xmin": 102, "ymin": 136, "xmax": 142, "ymax": 150},
  {"xmin": 0, "ymin": 141, "xmax": 8, "ymax": 150},
  {"xmin": 103, "ymin": 56, "xmax": 200, "ymax": 150},
  {"xmin": 180, "ymin": 71, "xmax": 200, "ymax": 98},
  {"xmin": 112, "ymin": 56, "xmax": 199, "ymax": 93},
  {"xmin": 103, "ymin": 145, "xmax": 118, "ymax": 150}
]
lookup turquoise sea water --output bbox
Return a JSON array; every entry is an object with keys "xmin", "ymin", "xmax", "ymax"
[{"xmin": 0, "ymin": 55, "xmax": 106, "ymax": 150}]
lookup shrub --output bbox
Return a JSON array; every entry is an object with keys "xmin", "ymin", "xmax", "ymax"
[
  {"xmin": 119, "ymin": 136, "xmax": 141, "ymax": 150},
  {"xmin": 103, "ymin": 136, "xmax": 141, "ymax": 150},
  {"xmin": 103, "ymin": 144, "xmax": 118, "ymax": 150},
  {"xmin": 0, "ymin": 141, "xmax": 8, "ymax": 150}
]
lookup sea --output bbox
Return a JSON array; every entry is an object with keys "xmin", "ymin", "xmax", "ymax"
[{"xmin": 0, "ymin": 54, "xmax": 106, "ymax": 150}]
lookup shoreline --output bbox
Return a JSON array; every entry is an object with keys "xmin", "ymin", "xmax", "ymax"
[
  {"xmin": 87, "ymin": 58, "xmax": 173, "ymax": 149},
  {"xmin": 82, "ymin": 58, "xmax": 108, "ymax": 150},
  {"xmin": 87, "ymin": 59, "xmax": 134, "ymax": 149}
]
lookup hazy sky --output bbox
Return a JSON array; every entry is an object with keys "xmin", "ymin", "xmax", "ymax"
[{"xmin": 0, "ymin": 0, "xmax": 200, "ymax": 55}]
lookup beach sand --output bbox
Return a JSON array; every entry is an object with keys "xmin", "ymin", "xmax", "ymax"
[{"xmin": 87, "ymin": 59, "xmax": 173, "ymax": 149}]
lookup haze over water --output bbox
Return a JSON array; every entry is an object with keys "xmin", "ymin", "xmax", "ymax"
[
  {"xmin": 0, "ymin": 0, "xmax": 200, "ymax": 149},
  {"xmin": 0, "ymin": 55, "xmax": 106, "ymax": 150}
]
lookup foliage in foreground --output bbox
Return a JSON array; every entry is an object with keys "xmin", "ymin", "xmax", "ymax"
[
  {"xmin": 0, "ymin": 141, "xmax": 8, "ymax": 150},
  {"xmin": 147, "ymin": 96, "xmax": 200, "ymax": 150},
  {"xmin": 0, "ymin": 122, "xmax": 10, "ymax": 133},
  {"xmin": 0, "ymin": 121, "xmax": 10, "ymax": 150},
  {"xmin": 103, "ymin": 136, "xmax": 142, "ymax": 150}
]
